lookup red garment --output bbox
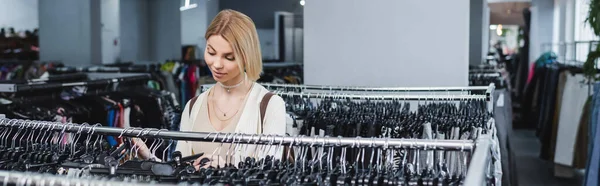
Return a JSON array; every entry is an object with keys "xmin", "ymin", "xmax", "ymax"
[
  {"xmin": 187, "ymin": 64, "xmax": 198, "ymax": 97},
  {"xmin": 527, "ymin": 63, "xmax": 535, "ymax": 85}
]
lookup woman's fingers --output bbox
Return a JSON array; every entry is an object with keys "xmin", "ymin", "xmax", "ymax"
[
  {"xmin": 192, "ymin": 155, "xmax": 212, "ymax": 170},
  {"xmin": 192, "ymin": 155, "xmax": 228, "ymax": 170}
]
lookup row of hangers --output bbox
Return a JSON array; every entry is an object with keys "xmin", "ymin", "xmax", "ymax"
[{"xmin": 0, "ymin": 118, "xmax": 484, "ymax": 185}]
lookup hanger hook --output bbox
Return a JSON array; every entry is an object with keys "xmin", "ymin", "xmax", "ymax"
[
  {"xmin": 212, "ymin": 132, "xmax": 221, "ymax": 143},
  {"xmin": 118, "ymin": 127, "xmax": 132, "ymax": 139}
]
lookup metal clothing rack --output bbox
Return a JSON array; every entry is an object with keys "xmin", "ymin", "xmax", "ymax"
[
  {"xmin": 469, "ymin": 69, "xmax": 501, "ymax": 74},
  {"xmin": 261, "ymin": 83, "xmax": 495, "ymax": 93},
  {"xmin": 49, "ymin": 65, "xmax": 163, "ymax": 74},
  {"xmin": 270, "ymin": 91, "xmax": 488, "ymax": 101},
  {"xmin": 469, "ymin": 73, "xmax": 501, "ymax": 77},
  {"xmin": 0, "ymin": 170, "xmax": 169, "ymax": 186},
  {"xmin": 202, "ymin": 83, "xmax": 494, "ymax": 94},
  {"xmin": 0, "ymin": 118, "xmax": 475, "ymax": 151},
  {"xmin": 0, "ymin": 73, "xmax": 151, "ymax": 93},
  {"xmin": 0, "ymin": 117, "xmax": 495, "ymax": 185},
  {"xmin": 200, "ymin": 83, "xmax": 496, "ymax": 113}
]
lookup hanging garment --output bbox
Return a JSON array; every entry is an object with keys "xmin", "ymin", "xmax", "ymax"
[
  {"xmin": 573, "ymin": 96, "xmax": 591, "ymax": 169},
  {"xmin": 548, "ymin": 71, "xmax": 568, "ymax": 162},
  {"xmin": 554, "ymin": 73, "xmax": 590, "ymax": 167},
  {"xmin": 584, "ymin": 82, "xmax": 600, "ymax": 186},
  {"xmin": 591, "ymin": 83, "xmax": 600, "ymax": 156},
  {"xmin": 106, "ymin": 110, "xmax": 118, "ymax": 147},
  {"xmin": 585, "ymin": 101, "xmax": 600, "ymax": 185},
  {"xmin": 420, "ymin": 122, "xmax": 434, "ymax": 172},
  {"xmin": 489, "ymin": 118, "xmax": 503, "ymax": 186}
]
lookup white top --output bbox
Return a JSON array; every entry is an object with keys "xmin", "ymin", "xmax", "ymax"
[{"xmin": 175, "ymin": 82, "xmax": 287, "ymax": 163}]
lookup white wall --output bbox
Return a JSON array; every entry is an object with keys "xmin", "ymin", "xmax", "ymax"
[
  {"xmin": 39, "ymin": 0, "xmax": 101, "ymax": 66},
  {"xmin": 120, "ymin": 0, "xmax": 150, "ymax": 62},
  {"xmin": 181, "ymin": 0, "xmax": 206, "ymax": 46},
  {"xmin": 120, "ymin": 0, "xmax": 181, "ymax": 63},
  {"xmin": 101, "ymin": 0, "xmax": 120, "ymax": 64},
  {"xmin": 206, "ymin": 0, "xmax": 219, "ymax": 21},
  {"xmin": 0, "ymin": 0, "xmax": 38, "ymax": 31},
  {"xmin": 530, "ymin": 0, "xmax": 555, "ymax": 63},
  {"xmin": 304, "ymin": 0, "xmax": 470, "ymax": 87},
  {"xmin": 257, "ymin": 29, "xmax": 276, "ymax": 60},
  {"xmin": 148, "ymin": 0, "xmax": 181, "ymax": 62},
  {"xmin": 180, "ymin": 0, "xmax": 220, "ymax": 58}
]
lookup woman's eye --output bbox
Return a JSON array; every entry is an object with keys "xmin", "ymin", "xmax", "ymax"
[
  {"xmin": 208, "ymin": 52, "xmax": 216, "ymax": 55},
  {"xmin": 226, "ymin": 56, "xmax": 235, "ymax": 61}
]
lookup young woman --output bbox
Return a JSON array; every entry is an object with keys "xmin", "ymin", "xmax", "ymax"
[{"xmin": 137, "ymin": 9, "xmax": 286, "ymax": 169}]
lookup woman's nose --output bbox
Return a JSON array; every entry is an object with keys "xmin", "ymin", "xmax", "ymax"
[{"xmin": 212, "ymin": 59, "xmax": 223, "ymax": 69}]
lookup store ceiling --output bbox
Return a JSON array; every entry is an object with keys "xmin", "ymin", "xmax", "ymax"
[{"xmin": 489, "ymin": 2, "xmax": 531, "ymax": 26}]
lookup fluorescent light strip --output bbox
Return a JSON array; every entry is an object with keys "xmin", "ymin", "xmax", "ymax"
[{"xmin": 180, "ymin": 0, "xmax": 198, "ymax": 11}]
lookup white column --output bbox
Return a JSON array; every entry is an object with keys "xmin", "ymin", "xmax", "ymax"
[
  {"xmin": 482, "ymin": 3, "xmax": 491, "ymax": 61},
  {"xmin": 564, "ymin": 0, "xmax": 576, "ymax": 61},
  {"xmin": 38, "ymin": 0, "xmax": 102, "ymax": 66},
  {"xmin": 119, "ymin": 0, "xmax": 181, "ymax": 62},
  {"xmin": 119, "ymin": 0, "xmax": 150, "ymax": 62},
  {"xmin": 552, "ymin": 0, "xmax": 566, "ymax": 58},
  {"xmin": 530, "ymin": 0, "xmax": 555, "ymax": 63},
  {"xmin": 148, "ymin": 0, "xmax": 182, "ymax": 62},
  {"xmin": 181, "ymin": 0, "xmax": 220, "ymax": 55},
  {"xmin": 101, "ymin": 0, "xmax": 120, "ymax": 64},
  {"xmin": 304, "ymin": 0, "xmax": 469, "ymax": 87},
  {"xmin": 470, "ymin": 0, "xmax": 487, "ymax": 66}
]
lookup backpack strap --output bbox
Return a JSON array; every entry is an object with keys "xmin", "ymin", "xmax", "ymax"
[
  {"xmin": 259, "ymin": 92, "xmax": 275, "ymax": 133},
  {"xmin": 258, "ymin": 92, "xmax": 292, "ymax": 161},
  {"xmin": 188, "ymin": 96, "xmax": 199, "ymax": 116}
]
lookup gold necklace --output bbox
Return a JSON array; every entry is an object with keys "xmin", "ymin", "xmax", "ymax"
[
  {"xmin": 212, "ymin": 98, "xmax": 240, "ymax": 119},
  {"xmin": 211, "ymin": 89, "xmax": 243, "ymax": 118}
]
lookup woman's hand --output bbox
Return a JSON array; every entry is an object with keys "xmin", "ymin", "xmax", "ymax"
[
  {"xmin": 131, "ymin": 138, "xmax": 161, "ymax": 161},
  {"xmin": 192, "ymin": 155, "xmax": 226, "ymax": 170}
]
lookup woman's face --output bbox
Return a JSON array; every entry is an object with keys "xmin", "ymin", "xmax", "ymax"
[{"xmin": 205, "ymin": 35, "xmax": 242, "ymax": 84}]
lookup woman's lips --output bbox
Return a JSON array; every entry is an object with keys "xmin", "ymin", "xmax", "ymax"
[{"xmin": 213, "ymin": 71, "xmax": 227, "ymax": 78}]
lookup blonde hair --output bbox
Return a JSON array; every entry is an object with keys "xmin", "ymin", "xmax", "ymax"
[{"xmin": 205, "ymin": 9, "xmax": 262, "ymax": 81}]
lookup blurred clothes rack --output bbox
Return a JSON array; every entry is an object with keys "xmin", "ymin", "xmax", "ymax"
[
  {"xmin": 49, "ymin": 63, "xmax": 168, "ymax": 91},
  {"xmin": 260, "ymin": 62, "xmax": 303, "ymax": 84},
  {"xmin": 159, "ymin": 60, "xmax": 206, "ymax": 105},
  {"xmin": 47, "ymin": 61, "xmax": 304, "ymax": 105},
  {"xmin": 469, "ymin": 64, "xmax": 509, "ymax": 89},
  {"xmin": 0, "ymin": 117, "xmax": 495, "ymax": 185},
  {"xmin": 47, "ymin": 61, "xmax": 194, "ymax": 104},
  {"xmin": 469, "ymin": 64, "xmax": 515, "ymax": 186},
  {"xmin": 469, "ymin": 72, "xmax": 507, "ymax": 89},
  {"xmin": 0, "ymin": 73, "xmax": 181, "ymax": 154},
  {"xmin": 159, "ymin": 60, "xmax": 303, "ymax": 104},
  {"xmin": 0, "ymin": 28, "xmax": 39, "ymax": 61},
  {"xmin": 519, "ymin": 59, "xmax": 592, "ymax": 178},
  {"xmin": 0, "ymin": 60, "xmax": 62, "ymax": 81}
]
